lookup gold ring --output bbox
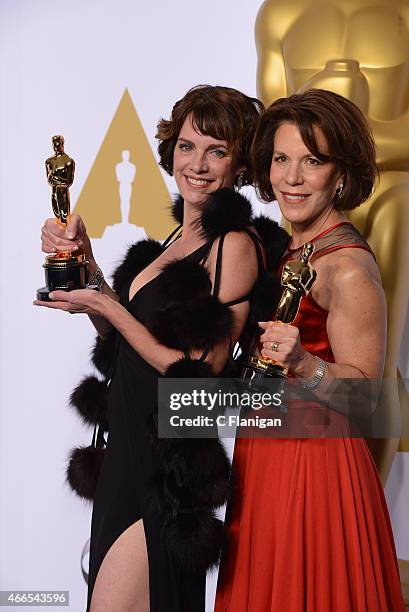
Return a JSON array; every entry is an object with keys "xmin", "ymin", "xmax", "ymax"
[{"xmin": 271, "ymin": 341, "xmax": 279, "ymax": 352}]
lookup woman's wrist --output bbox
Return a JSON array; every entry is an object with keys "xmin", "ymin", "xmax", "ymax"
[
  {"xmin": 87, "ymin": 257, "xmax": 100, "ymax": 278},
  {"xmin": 83, "ymin": 236, "xmax": 95, "ymax": 266},
  {"xmin": 292, "ymin": 351, "xmax": 318, "ymax": 378},
  {"xmin": 99, "ymin": 293, "xmax": 122, "ymax": 324}
]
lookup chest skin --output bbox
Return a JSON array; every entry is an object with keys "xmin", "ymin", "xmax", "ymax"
[{"xmin": 128, "ymin": 238, "xmax": 209, "ymax": 302}]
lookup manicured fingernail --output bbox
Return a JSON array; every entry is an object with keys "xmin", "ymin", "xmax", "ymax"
[
  {"xmin": 49, "ymin": 293, "xmax": 54, "ymax": 300},
  {"xmin": 71, "ymin": 245, "xmax": 78, "ymax": 251}
]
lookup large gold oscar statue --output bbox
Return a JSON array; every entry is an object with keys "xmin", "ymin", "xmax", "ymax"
[{"xmin": 256, "ymin": 0, "xmax": 409, "ymax": 483}]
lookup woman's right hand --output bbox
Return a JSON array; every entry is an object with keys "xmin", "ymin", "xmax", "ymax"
[{"xmin": 41, "ymin": 214, "xmax": 93, "ymax": 260}]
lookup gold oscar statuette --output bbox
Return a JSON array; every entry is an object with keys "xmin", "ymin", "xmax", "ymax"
[
  {"xmin": 37, "ymin": 135, "xmax": 94, "ymax": 300},
  {"xmin": 242, "ymin": 243, "xmax": 317, "ymax": 389}
]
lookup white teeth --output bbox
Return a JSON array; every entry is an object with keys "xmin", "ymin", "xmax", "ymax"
[
  {"xmin": 286, "ymin": 194, "xmax": 306, "ymax": 200},
  {"xmin": 187, "ymin": 177, "xmax": 210, "ymax": 186}
]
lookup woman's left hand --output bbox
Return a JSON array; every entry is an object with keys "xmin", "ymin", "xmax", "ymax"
[
  {"xmin": 33, "ymin": 289, "xmax": 107, "ymax": 316},
  {"xmin": 259, "ymin": 321, "xmax": 315, "ymax": 376}
]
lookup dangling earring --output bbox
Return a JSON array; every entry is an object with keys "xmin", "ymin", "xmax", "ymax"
[
  {"xmin": 336, "ymin": 183, "xmax": 344, "ymax": 198},
  {"xmin": 235, "ymin": 170, "xmax": 245, "ymax": 192}
]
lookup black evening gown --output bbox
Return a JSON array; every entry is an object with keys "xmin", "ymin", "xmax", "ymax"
[{"xmin": 86, "ymin": 242, "xmax": 212, "ymax": 612}]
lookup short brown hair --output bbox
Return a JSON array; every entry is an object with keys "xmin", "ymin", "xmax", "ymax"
[
  {"xmin": 156, "ymin": 85, "xmax": 264, "ymax": 186},
  {"xmin": 252, "ymin": 89, "xmax": 378, "ymax": 210}
]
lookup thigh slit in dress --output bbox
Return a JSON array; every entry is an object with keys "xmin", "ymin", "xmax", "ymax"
[{"xmin": 86, "ymin": 241, "xmax": 214, "ymax": 612}]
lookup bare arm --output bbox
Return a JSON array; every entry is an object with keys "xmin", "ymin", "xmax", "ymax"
[
  {"xmin": 35, "ymin": 231, "xmax": 260, "ymax": 375},
  {"xmin": 197, "ymin": 231, "xmax": 260, "ymax": 373},
  {"xmin": 260, "ymin": 253, "xmax": 386, "ymax": 379},
  {"xmin": 259, "ymin": 253, "xmax": 387, "ymax": 416},
  {"xmin": 104, "ymin": 231, "xmax": 259, "ymax": 374},
  {"xmin": 323, "ymin": 261, "xmax": 387, "ymax": 379},
  {"xmin": 41, "ymin": 214, "xmax": 116, "ymax": 337},
  {"xmin": 86, "ymin": 256, "xmax": 118, "ymax": 338}
]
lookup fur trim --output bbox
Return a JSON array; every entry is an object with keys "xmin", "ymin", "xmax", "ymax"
[
  {"xmin": 165, "ymin": 512, "xmax": 225, "ymax": 573},
  {"xmin": 69, "ymin": 375, "xmax": 108, "ymax": 426},
  {"xmin": 165, "ymin": 358, "xmax": 214, "ymax": 378},
  {"xmin": 250, "ymin": 271, "xmax": 283, "ymax": 323},
  {"xmin": 165, "ymin": 439, "xmax": 231, "ymax": 509},
  {"xmin": 159, "ymin": 259, "xmax": 211, "ymax": 302},
  {"xmin": 252, "ymin": 216, "xmax": 290, "ymax": 269},
  {"xmin": 91, "ymin": 331, "xmax": 117, "ymax": 377},
  {"xmin": 172, "ymin": 188, "xmax": 252, "ymax": 240},
  {"xmin": 112, "ymin": 239, "xmax": 162, "ymax": 294},
  {"xmin": 237, "ymin": 270, "xmax": 283, "ymax": 358},
  {"xmin": 148, "ymin": 295, "xmax": 233, "ymax": 351},
  {"xmin": 199, "ymin": 188, "xmax": 252, "ymax": 239},
  {"xmin": 171, "ymin": 195, "xmax": 184, "ymax": 225},
  {"xmin": 146, "ymin": 417, "xmax": 231, "ymax": 569},
  {"xmin": 66, "ymin": 446, "xmax": 105, "ymax": 501}
]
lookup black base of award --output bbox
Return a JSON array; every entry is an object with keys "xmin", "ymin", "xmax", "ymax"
[
  {"xmin": 241, "ymin": 356, "xmax": 288, "ymax": 412},
  {"xmin": 36, "ymin": 284, "xmax": 99, "ymax": 301},
  {"xmin": 36, "ymin": 254, "xmax": 98, "ymax": 301}
]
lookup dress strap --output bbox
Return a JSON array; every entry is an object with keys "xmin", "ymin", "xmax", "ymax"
[
  {"xmin": 212, "ymin": 234, "xmax": 226, "ymax": 298},
  {"xmin": 224, "ymin": 229, "xmax": 265, "ymax": 308},
  {"xmin": 243, "ymin": 228, "xmax": 265, "ymax": 273},
  {"xmin": 224, "ymin": 294, "xmax": 252, "ymax": 307},
  {"xmin": 196, "ymin": 235, "xmax": 226, "ymax": 364},
  {"xmin": 198, "ymin": 228, "xmax": 265, "ymax": 364},
  {"xmin": 161, "ymin": 224, "xmax": 182, "ymax": 250},
  {"xmin": 210, "ymin": 228, "xmax": 266, "ymax": 305},
  {"xmin": 313, "ymin": 223, "xmax": 374, "ymax": 259},
  {"xmin": 282, "ymin": 222, "xmax": 375, "ymax": 262}
]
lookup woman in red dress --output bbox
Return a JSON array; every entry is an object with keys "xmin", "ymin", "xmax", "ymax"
[{"xmin": 215, "ymin": 89, "xmax": 404, "ymax": 611}]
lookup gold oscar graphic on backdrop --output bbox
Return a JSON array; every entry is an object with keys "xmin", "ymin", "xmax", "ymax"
[
  {"xmin": 74, "ymin": 89, "xmax": 172, "ymax": 240},
  {"xmin": 255, "ymin": 0, "xmax": 409, "ymax": 479}
]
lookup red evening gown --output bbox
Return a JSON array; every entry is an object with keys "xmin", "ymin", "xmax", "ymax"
[{"xmin": 215, "ymin": 222, "xmax": 404, "ymax": 612}]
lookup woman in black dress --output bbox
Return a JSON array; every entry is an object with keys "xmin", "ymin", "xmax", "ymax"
[{"xmin": 35, "ymin": 85, "xmax": 288, "ymax": 612}]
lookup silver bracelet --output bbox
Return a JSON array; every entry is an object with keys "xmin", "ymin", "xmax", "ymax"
[
  {"xmin": 88, "ymin": 265, "xmax": 105, "ymax": 290},
  {"xmin": 302, "ymin": 356, "xmax": 326, "ymax": 390}
]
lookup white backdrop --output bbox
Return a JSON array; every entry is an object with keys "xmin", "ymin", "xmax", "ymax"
[{"xmin": 0, "ymin": 1, "xmax": 408, "ymax": 610}]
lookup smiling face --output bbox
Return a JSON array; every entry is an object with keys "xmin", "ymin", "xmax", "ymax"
[
  {"xmin": 269, "ymin": 122, "xmax": 343, "ymax": 228},
  {"xmin": 173, "ymin": 114, "xmax": 242, "ymax": 207}
]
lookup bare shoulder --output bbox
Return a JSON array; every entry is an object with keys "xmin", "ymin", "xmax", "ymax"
[
  {"xmin": 224, "ymin": 228, "xmax": 259, "ymax": 252},
  {"xmin": 325, "ymin": 248, "xmax": 381, "ymax": 282},
  {"xmin": 208, "ymin": 229, "xmax": 260, "ymax": 266},
  {"xmin": 206, "ymin": 230, "xmax": 260, "ymax": 301},
  {"xmin": 322, "ymin": 248, "xmax": 384, "ymax": 306}
]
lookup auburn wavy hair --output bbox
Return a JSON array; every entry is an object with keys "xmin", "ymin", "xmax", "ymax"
[{"xmin": 252, "ymin": 89, "xmax": 378, "ymax": 210}]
